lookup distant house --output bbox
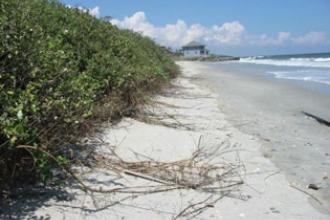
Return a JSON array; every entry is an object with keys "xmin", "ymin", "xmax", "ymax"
[{"xmin": 181, "ymin": 41, "xmax": 209, "ymax": 58}]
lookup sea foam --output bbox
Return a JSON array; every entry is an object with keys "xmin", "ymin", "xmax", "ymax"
[
  {"xmin": 268, "ymin": 70, "xmax": 330, "ymax": 85},
  {"xmin": 240, "ymin": 56, "xmax": 330, "ymax": 68}
]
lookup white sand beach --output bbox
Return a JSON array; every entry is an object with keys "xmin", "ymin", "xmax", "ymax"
[
  {"xmin": 6, "ymin": 61, "xmax": 329, "ymax": 219},
  {"xmin": 193, "ymin": 61, "xmax": 330, "ymax": 213}
]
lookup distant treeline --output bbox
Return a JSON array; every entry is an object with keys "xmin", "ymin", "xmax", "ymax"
[{"xmin": 0, "ymin": 0, "xmax": 178, "ymax": 190}]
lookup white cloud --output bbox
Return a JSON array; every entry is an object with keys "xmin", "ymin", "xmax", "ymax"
[
  {"xmin": 251, "ymin": 32, "xmax": 291, "ymax": 46},
  {"xmin": 210, "ymin": 21, "xmax": 245, "ymax": 45},
  {"xmin": 66, "ymin": 5, "xmax": 100, "ymax": 18},
  {"xmin": 248, "ymin": 31, "xmax": 329, "ymax": 47},
  {"xmin": 292, "ymin": 32, "xmax": 326, "ymax": 45},
  {"xmin": 88, "ymin": 6, "xmax": 100, "ymax": 18},
  {"xmin": 111, "ymin": 11, "xmax": 245, "ymax": 47},
  {"xmin": 111, "ymin": 11, "xmax": 329, "ymax": 49}
]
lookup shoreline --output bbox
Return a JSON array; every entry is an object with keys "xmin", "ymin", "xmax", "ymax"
[
  {"xmin": 188, "ymin": 61, "xmax": 330, "ymax": 214},
  {"xmin": 2, "ymin": 61, "xmax": 329, "ymax": 219}
]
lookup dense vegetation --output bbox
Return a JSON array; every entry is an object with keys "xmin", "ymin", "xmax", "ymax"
[{"xmin": 0, "ymin": 0, "xmax": 178, "ymax": 190}]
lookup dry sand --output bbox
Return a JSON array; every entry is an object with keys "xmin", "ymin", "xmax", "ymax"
[
  {"xmin": 2, "ymin": 61, "xmax": 329, "ymax": 219},
  {"xmin": 191, "ymin": 61, "xmax": 330, "ymax": 214}
]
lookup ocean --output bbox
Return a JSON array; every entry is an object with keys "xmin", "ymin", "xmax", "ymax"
[{"xmin": 239, "ymin": 52, "xmax": 330, "ymax": 86}]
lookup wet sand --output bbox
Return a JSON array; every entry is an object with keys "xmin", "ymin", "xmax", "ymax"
[{"xmin": 191, "ymin": 61, "xmax": 330, "ymax": 213}]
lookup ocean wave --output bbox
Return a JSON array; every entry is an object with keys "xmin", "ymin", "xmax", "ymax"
[
  {"xmin": 289, "ymin": 57, "xmax": 330, "ymax": 62},
  {"xmin": 268, "ymin": 70, "xmax": 330, "ymax": 85},
  {"xmin": 240, "ymin": 57, "xmax": 330, "ymax": 68},
  {"xmin": 314, "ymin": 58, "xmax": 330, "ymax": 62}
]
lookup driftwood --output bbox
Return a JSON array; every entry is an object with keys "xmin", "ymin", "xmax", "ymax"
[{"xmin": 302, "ymin": 111, "xmax": 330, "ymax": 127}]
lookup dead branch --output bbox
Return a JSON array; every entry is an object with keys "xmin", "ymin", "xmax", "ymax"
[
  {"xmin": 15, "ymin": 136, "xmax": 244, "ymax": 219},
  {"xmin": 135, "ymin": 111, "xmax": 195, "ymax": 131}
]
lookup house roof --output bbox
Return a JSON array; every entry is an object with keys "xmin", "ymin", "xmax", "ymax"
[{"xmin": 182, "ymin": 41, "xmax": 205, "ymax": 48}]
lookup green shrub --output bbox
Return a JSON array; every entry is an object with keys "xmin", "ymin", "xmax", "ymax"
[{"xmin": 0, "ymin": 0, "xmax": 178, "ymax": 189}]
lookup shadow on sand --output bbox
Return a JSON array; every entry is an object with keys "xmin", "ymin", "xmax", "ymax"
[{"xmin": 0, "ymin": 186, "xmax": 74, "ymax": 220}]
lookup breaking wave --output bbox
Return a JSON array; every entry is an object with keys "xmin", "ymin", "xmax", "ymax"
[
  {"xmin": 268, "ymin": 70, "xmax": 330, "ymax": 85},
  {"xmin": 240, "ymin": 56, "xmax": 330, "ymax": 68}
]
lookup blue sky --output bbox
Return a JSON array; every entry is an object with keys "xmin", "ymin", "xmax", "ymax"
[{"xmin": 61, "ymin": 0, "xmax": 330, "ymax": 56}]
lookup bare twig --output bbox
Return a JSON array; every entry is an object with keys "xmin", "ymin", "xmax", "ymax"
[{"xmin": 289, "ymin": 183, "xmax": 323, "ymax": 205}]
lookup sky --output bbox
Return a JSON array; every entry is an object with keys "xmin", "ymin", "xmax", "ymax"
[{"xmin": 61, "ymin": 0, "xmax": 330, "ymax": 56}]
